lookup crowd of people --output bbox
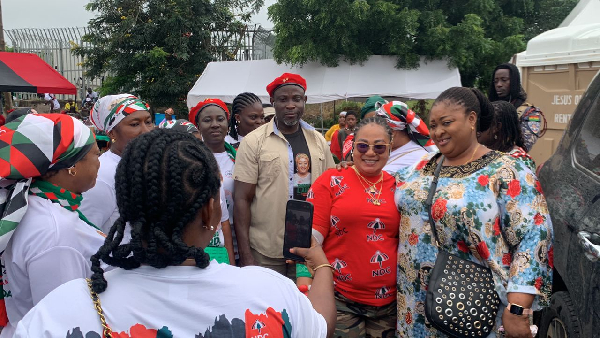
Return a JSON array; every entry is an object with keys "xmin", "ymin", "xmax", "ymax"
[{"xmin": 0, "ymin": 64, "xmax": 552, "ymax": 338}]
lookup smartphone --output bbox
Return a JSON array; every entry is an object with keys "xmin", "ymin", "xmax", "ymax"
[{"xmin": 283, "ymin": 200, "xmax": 314, "ymax": 262}]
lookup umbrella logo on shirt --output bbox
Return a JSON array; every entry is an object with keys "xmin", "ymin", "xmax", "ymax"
[
  {"xmin": 330, "ymin": 176, "xmax": 344, "ymax": 188},
  {"xmin": 330, "ymin": 215, "xmax": 340, "ymax": 229},
  {"xmin": 332, "ymin": 258, "xmax": 348, "ymax": 273},
  {"xmin": 370, "ymin": 251, "xmax": 389, "ymax": 268},
  {"xmin": 367, "ymin": 218, "xmax": 385, "ymax": 233},
  {"xmin": 251, "ymin": 319, "xmax": 266, "ymax": 333},
  {"xmin": 376, "ymin": 286, "xmax": 390, "ymax": 297}
]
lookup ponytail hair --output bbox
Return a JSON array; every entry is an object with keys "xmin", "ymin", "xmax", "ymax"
[{"xmin": 434, "ymin": 87, "xmax": 494, "ymax": 132}]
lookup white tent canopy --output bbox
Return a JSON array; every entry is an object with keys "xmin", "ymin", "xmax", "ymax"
[
  {"xmin": 187, "ymin": 56, "xmax": 461, "ymax": 108},
  {"xmin": 516, "ymin": 0, "xmax": 600, "ymax": 67}
]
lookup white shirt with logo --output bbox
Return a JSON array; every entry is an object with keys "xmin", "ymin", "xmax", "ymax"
[
  {"xmin": 0, "ymin": 196, "xmax": 106, "ymax": 336},
  {"xmin": 14, "ymin": 263, "xmax": 327, "ymax": 338}
]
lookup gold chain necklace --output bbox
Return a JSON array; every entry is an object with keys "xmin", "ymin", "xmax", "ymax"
[
  {"xmin": 352, "ymin": 167, "xmax": 384, "ymax": 206},
  {"xmin": 465, "ymin": 144, "xmax": 481, "ymax": 165}
]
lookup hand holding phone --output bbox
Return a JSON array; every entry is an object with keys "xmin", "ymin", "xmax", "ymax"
[{"xmin": 283, "ymin": 200, "xmax": 314, "ymax": 262}]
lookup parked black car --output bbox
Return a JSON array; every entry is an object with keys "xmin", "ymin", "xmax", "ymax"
[{"xmin": 538, "ymin": 71, "xmax": 600, "ymax": 338}]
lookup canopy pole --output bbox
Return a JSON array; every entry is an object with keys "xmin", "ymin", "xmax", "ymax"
[{"xmin": 320, "ymin": 103, "xmax": 323, "ymax": 132}]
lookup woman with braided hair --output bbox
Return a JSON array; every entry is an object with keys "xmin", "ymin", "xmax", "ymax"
[
  {"xmin": 225, "ymin": 92, "xmax": 265, "ymax": 149},
  {"xmin": 0, "ymin": 114, "xmax": 104, "ymax": 336},
  {"xmin": 14, "ymin": 129, "xmax": 336, "ymax": 337},
  {"xmin": 478, "ymin": 101, "xmax": 536, "ymax": 172},
  {"xmin": 395, "ymin": 87, "xmax": 552, "ymax": 337},
  {"xmin": 79, "ymin": 94, "xmax": 154, "ymax": 238}
]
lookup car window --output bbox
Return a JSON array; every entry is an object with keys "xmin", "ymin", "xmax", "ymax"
[{"xmin": 574, "ymin": 94, "xmax": 600, "ymax": 177}]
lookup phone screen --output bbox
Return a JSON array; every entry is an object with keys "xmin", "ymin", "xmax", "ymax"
[{"xmin": 283, "ymin": 200, "xmax": 314, "ymax": 262}]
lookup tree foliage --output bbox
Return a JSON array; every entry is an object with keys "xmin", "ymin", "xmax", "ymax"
[
  {"xmin": 268, "ymin": 0, "xmax": 577, "ymax": 87},
  {"xmin": 75, "ymin": 0, "xmax": 263, "ymax": 109}
]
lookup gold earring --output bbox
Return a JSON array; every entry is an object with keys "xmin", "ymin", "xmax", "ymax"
[
  {"xmin": 471, "ymin": 126, "xmax": 475, "ymax": 131},
  {"xmin": 67, "ymin": 167, "xmax": 77, "ymax": 176},
  {"xmin": 111, "ymin": 138, "xmax": 116, "ymax": 143}
]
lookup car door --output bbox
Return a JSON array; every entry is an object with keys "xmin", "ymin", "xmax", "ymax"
[{"xmin": 565, "ymin": 83, "xmax": 600, "ymax": 336}]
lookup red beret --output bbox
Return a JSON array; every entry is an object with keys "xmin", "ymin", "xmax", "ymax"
[
  {"xmin": 266, "ymin": 73, "xmax": 307, "ymax": 97},
  {"xmin": 188, "ymin": 98, "xmax": 230, "ymax": 125}
]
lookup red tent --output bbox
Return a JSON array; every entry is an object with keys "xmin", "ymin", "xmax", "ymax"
[{"xmin": 0, "ymin": 52, "xmax": 76, "ymax": 95}]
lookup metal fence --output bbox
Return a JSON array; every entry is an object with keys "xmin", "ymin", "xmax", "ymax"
[{"xmin": 4, "ymin": 25, "xmax": 275, "ymax": 101}]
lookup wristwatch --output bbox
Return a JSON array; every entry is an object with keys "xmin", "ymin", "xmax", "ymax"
[{"xmin": 507, "ymin": 303, "xmax": 534, "ymax": 316}]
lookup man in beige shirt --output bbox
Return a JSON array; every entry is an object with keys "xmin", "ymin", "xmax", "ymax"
[{"xmin": 233, "ymin": 73, "xmax": 335, "ymax": 279}]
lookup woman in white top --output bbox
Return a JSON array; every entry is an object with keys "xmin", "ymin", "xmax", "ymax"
[
  {"xmin": 79, "ymin": 94, "xmax": 154, "ymax": 236},
  {"xmin": 190, "ymin": 99, "xmax": 237, "ymax": 264},
  {"xmin": 224, "ymin": 92, "xmax": 265, "ymax": 149},
  {"xmin": 14, "ymin": 129, "xmax": 336, "ymax": 337},
  {"xmin": 374, "ymin": 100, "xmax": 437, "ymax": 173},
  {"xmin": 0, "ymin": 114, "xmax": 104, "ymax": 335}
]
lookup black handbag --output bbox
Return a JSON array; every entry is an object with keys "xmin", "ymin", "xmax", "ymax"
[{"xmin": 424, "ymin": 155, "xmax": 501, "ymax": 338}]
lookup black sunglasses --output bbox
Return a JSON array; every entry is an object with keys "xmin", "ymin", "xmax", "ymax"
[{"xmin": 355, "ymin": 142, "xmax": 391, "ymax": 154}]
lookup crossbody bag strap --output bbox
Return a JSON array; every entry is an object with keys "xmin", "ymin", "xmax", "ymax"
[
  {"xmin": 425, "ymin": 155, "xmax": 445, "ymax": 247},
  {"xmin": 86, "ymin": 278, "xmax": 113, "ymax": 338}
]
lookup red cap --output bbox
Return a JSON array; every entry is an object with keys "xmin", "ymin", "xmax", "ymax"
[
  {"xmin": 188, "ymin": 98, "xmax": 230, "ymax": 125},
  {"xmin": 266, "ymin": 73, "xmax": 307, "ymax": 97}
]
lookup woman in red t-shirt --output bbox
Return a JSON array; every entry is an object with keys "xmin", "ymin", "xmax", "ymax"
[{"xmin": 304, "ymin": 116, "xmax": 400, "ymax": 337}]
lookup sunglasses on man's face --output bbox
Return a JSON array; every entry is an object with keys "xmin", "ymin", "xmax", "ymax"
[{"xmin": 354, "ymin": 142, "xmax": 391, "ymax": 154}]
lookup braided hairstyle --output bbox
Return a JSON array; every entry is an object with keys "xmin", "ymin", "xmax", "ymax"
[
  {"xmin": 488, "ymin": 63, "xmax": 528, "ymax": 107},
  {"xmin": 90, "ymin": 129, "xmax": 221, "ymax": 294},
  {"xmin": 487, "ymin": 101, "xmax": 526, "ymax": 152},
  {"xmin": 433, "ymin": 87, "xmax": 495, "ymax": 133},
  {"xmin": 229, "ymin": 92, "xmax": 262, "ymax": 139}
]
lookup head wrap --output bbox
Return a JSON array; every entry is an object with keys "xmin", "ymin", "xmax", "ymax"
[
  {"xmin": 0, "ymin": 114, "xmax": 96, "ymax": 252},
  {"xmin": 376, "ymin": 101, "xmax": 438, "ymax": 153},
  {"xmin": 188, "ymin": 98, "xmax": 230, "ymax": 126},
  {"xmin": 360, "ymin": 96, "xmax": 386, "ymax": 119},
  {"xmin": 6, "ymin": 108, "xmax": 36, "ymax": 124},
  {"xmin": 159, "ymin": 119, "xmax": 200, "ymax": 134},
  {"xmin": 90, "ymin": 94, "xmax": 150, "ymax": 132},
  {"xmin": 339, "ymin": 111, "xmax": 347, "ymax": 117},
  {"xmin": 266, "ymin": 73, "xmax": 307, "ymax": 97}
]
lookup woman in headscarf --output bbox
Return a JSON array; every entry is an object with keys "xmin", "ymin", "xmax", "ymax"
[
  {"xmin": 375, "ymin": 100, "xmax": 437, "ymax": 173},
  {"xmin": 190, "ymin": 99, "xmax": 238, "ymax": 264},
  {"xmin": 0, "ymin": 114, "xmax": 104, "ymax": 335},
  {"xmin": 79, "ymin": 94, "xmax": 154, "ymax": 236}
]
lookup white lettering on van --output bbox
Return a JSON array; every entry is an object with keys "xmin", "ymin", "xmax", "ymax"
[
  {"xmin": 554, "ymin": 114, "xmax": 572, "ymax": 124},
  {"xmin": 552, "ymin": 95, "xmax": 572, "ymax": 105}
]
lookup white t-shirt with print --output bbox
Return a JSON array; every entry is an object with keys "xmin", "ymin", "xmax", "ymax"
[
  {"xmin": 213, "ymin": 152, "xmax": 237, "ymax": 258},
  {"xmin": 383, "ymin": 140, "xmax": 428, "ymax": 174},
  {"xmin": 80, "ymin": 150, "xmax": 122, "ymax": 237},
  {"xmin": 224, "ymin": 134, "xmax": 244, "ymax": 147},
  {"xmin": 0, "ymin": 196, "xmax": 106, "ymax": 336},
  {"xmin": 209, "ymin": 186, "xmax": 230, "ymax": 248},
  {"xmin": 213, "ymin": 152, "xmax": 235, "ymax": 222},
  {"xmin": 15, "ymin": 263, "xmax": 328, "ymax": 337}
]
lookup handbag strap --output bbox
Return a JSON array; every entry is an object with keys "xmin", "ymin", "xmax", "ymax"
[
  {"xmin": 86, "ymin": 278, "xmax": 113, "ymax": 338},
  {"xmin": 425, "ymin": 155, "xmax": 445, "ymax": 247}
]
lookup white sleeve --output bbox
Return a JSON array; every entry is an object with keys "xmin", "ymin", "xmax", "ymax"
[
  {"xmin": 80, "ymin": 180, "xmax": 117, "ymax": 233},
  {"xmin": 28, "ymin": 246, "xmax": 89, "ymax": 306},
  {"xmin": 289, "ymin": 284, "xmax": 328, "ymax": 338},
  {"xmin": 220, "ymin": 186, "xmax": 229, "ymax": 223}
]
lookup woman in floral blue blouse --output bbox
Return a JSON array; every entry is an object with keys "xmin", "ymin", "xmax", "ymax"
[{"xmin": 394, "ymin": 87, "xmax": 553, "ymax": 338}]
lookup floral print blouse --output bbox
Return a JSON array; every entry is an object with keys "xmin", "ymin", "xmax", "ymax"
[{"xmin": 394, "ymin": 151, "xmax": 553, "ymax": 338}]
